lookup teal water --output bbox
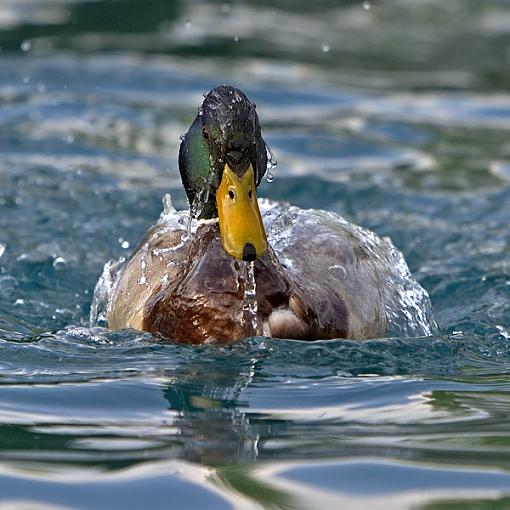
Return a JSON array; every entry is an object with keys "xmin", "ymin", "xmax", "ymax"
[{"xmin": 1, "ymin": 1, "xmax": 510, "ymax": 508}]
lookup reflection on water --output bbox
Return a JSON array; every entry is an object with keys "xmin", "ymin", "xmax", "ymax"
[
  {"xmin": 3, "ymin": 331, "xmax": 510, "ymax": 508},
  {"xmin": 1, "ymin": 0, "xmax": 510, "ymax": 508}
]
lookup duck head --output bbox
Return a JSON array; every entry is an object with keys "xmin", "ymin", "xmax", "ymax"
[{"xmin": 178, "ymin": 85, "xmax": 268, "ymax": 261}]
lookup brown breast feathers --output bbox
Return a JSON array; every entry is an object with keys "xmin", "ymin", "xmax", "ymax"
[{"xmin": 141, "ymin": 222, "xmax": 349, "ymax": 344}]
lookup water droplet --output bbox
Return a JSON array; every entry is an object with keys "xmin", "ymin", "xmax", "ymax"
[
  {"xmin": 185, "ymin": 19, "xmax": 191, "ymax": 28},
  {"xmin": 65, "ymin": 135, "xmax": 74, "ymax": 144},
  {"xmin": 21, "ymin": 40, "xmax": 32, "ymax": 52},
  {"xmin": 362, "ymin": 1, "xmax": 371, "ymax": 10},
  {"xmin": 329, "ymin": 264, "xmax": 347, "ymax": 277},
  {"xmin": 234, "ymin": 35, "xmax": 239, "ymax": 42},
  {"xmin": 266, "ymin": 143, "xmax": 277, "ymax": 179},
  {"xmin": 0, "ymin": 243, "xmax": 5, "ymax": 258},
  {"xmin": 23, "ymin": 76, "xmax": 30, "ymax": 84},
  {"xmin": 221, "ymin": 3, "xmax": 231, "ymax": 14},
  {"xmin": 53, "ymin": 256, "xmax": 67, "ymax": 269},
  {"xmin": 321, "ymin": 44, "xmax": 330, "ymax": 53},
  {"xmin": 118, "ymin": 237, "xmax": 130, "ymax": 249},
  {"xmin": 37, "ymin": 83, "xmax": 46, "ymax": 93},
  {"xmin": 179, "ymin": 134, "xmax": 185, "ymax": 141},
  {"xmin": 162, "ymin": 193, "xmax": 176, "ymax": 215}
]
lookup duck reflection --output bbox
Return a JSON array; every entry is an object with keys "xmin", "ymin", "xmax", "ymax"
[
  {"xmin": 161, "ymin": 347, "xmax": 261, "ymax": 465},
  {"xmin": 159, "ymin": 347, "xmax": 303, "ymax": 509}
]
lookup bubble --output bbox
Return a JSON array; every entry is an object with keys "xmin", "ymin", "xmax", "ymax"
[
  {"xmin": 362, "ymin": 1, "xmax": 371, "ymax": 10},
  {"xmin": 119, "ymin": 238, "xmax": 130, "ymax": 249},
  {"xmin": 234, "ymin": 36, "xmax": 239, "ymax": 42},
  {"xmin": 185, "ymin": 19, "xmax": 191, "ymax": 28},
  {"xmin": 321, "ymin": 44, "xmax": 330, "ymax": 53},
  {"xmin": 53, "ymin": 256, "xmax": 67, "ymax": 269},
  {"xmin": 65, "ymin": 135, "xmax": 75, "ymax": 144},
  {"xmin": 21, "ymin": 40, "xmax": 32, "ymax": 52}
]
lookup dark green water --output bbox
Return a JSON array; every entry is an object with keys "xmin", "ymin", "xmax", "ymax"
[{"xmin": 1, "ymin": 1, "xmax": 510, "ymax": 508}]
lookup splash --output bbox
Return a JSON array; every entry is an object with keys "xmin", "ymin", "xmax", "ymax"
[
  {"xmin": 259, "ymin": 199, "xmax": 438, "ymax": 338},
  {"xmin": 240, "ymin": 261, "xmax": 259, "ymax": 336},
  {"xmin": 89, "ymin": 259, "xmax": 124, "ymax": 327}
]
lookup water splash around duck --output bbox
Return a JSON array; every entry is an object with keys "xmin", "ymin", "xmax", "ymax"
[{"xmin": 91, "ymin": 193, "xmax": 437, "ymax": 340}]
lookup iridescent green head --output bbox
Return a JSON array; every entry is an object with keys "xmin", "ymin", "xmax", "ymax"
[{"xmin": 178, "ymin": 85, "xmax": 269, "ymax": 261}]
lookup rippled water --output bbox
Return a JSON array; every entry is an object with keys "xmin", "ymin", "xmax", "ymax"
[{"xmin": 1, "ymin": 1, "xmax": 510, "ymax": 508}]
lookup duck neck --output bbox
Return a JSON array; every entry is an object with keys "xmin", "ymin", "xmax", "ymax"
[{"xmin": 197, "ymin": 199, "xmax": 218, "ymax": 221}]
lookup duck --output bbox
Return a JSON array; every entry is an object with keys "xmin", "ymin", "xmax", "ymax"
[{"xmin": 106, "ymin": 85, "xmax": 428, "ymax": 344}]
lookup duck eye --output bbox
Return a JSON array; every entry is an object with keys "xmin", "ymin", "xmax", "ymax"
[
  {"xmin": 229, "ymin": 189, "xmax": 235, "ymax": 200},
  {"xmin": 248, "ymin": 189, "xmax": 253, "ymax": 199},
  {"xmin": 202, "ymin": 127, "xmax": 209, "ymax": 141}
]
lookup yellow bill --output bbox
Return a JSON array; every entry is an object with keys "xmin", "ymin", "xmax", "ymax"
[{"xmin": 216, "ymin": 163, "xmax": 268, "ymax": 261}]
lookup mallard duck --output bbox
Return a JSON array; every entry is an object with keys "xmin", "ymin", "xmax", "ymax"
[{"xmin": 106, "ymin": 85, "xmax": 431, "ymax": 344}]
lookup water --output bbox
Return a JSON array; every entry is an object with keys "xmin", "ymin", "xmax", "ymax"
[
  {"xmin": 241, "ymin": 261, "xmax": 259, "ymax": 336},
  {"xmin": 1, "ymin": 0, "xmax": 510, "ymax": 508}
]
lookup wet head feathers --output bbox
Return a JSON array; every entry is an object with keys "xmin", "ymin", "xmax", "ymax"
[{"xmin": 179, "ymin": 85, "xmax": 268, "ymax": 219}]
